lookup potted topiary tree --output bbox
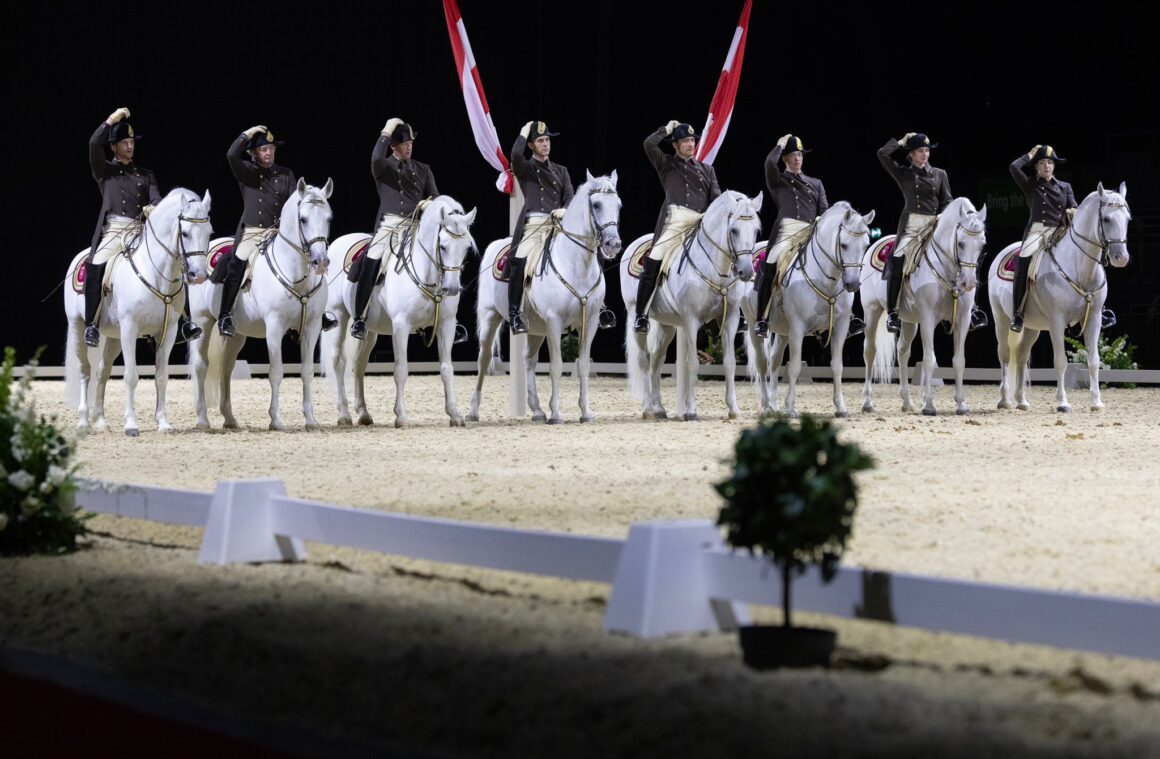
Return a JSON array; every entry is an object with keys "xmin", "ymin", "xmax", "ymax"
[{"xmin": 715, "ymin": 415, "xmax": 873, "ymax": 668}]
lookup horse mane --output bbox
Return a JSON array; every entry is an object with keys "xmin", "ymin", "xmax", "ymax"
[{"xmin": 574, "ymin": 174, "xmax": 617, "ymax": 198}]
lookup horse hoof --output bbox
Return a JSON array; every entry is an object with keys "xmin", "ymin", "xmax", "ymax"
[
  {"xmin": 1056, "ymin": 405, "xmax": 1072, "ymax": 414},
  {"xmin": 861, "ymin": 404, "xmax": 875, "ymax": 414},
  {"xmin": 465, "ymin": 413, "xmax": 479, "ymax": 423},
  {"xmin": 683, "ymin": 413, "xmax": 699, "ymax": 422},
  {"xmin": 1016, "ymin": 403, "xmax": 1031, "ymax": 412},
  {"xmin": 357, "ymin": 415, "xmax": 374, "ymax": 426},
  {"xmin": 1090, "ymin": 405, "xmax": 1104, "ymax": 413},
  {"xmin": 532, "ymin": 413, "xmax": 547, "ymax": 422},
  {"xmin": 269, "ymin": 422, "xmax": 285, "ymax": 431},
  {"xmin": 922, "ymin": 408, "xmax": 937, "ymax": 417},
  {"xmin": 124, "ymin": 428, "xmax": 139, "ymax": 437},
  {"xmin": 223, "ymin": 420, "xmax": 239, "ymax": 430},
  {"xmin": 196, "ymin": 421, "xmax": 210, "ymax": 430},
  {"xmin": 956, "ymin": 408, "xmax": 970, "ymax": 416},
  {"xmin": 547, "ymin": 417, "xmax": 564, "ymax": 425},
  {"xmin": 450, "ymin": 417, "xmax": 465, "ymax": 428},
  {"xmin": 835, "ymin": 410, "xmax": 849, "ymax": 419},
  {"xmin": 394, "ymin": 418, "xmax": 407, "ymax": 429},
  {"xmin": 337, "ymin": 417, "xmax": 353, "ymax": 427},
  {"xmin": 580, "ymin": 415, "xmax": 595, "ymax": 423},
  {"xmin": 727, "ymin": 410, "xmax": 739, "ymax": 420},
  {"xmin": 997, "ymin": 401, "xmax": 1011, "ymax": 410},
  {"xmin": 655, "ymin": 411, "xmax": 668, "ymax": 420},
  {"xmin": 94, "ymin": 420, "xmax": 108, "ymax": 432},
  {"xmin": 305, "ymin": 423, "xmax": 321, "ymax": 432},
  {"xmin": 158, "ymin": 425, "xmax": 174, "ymax": 434}
]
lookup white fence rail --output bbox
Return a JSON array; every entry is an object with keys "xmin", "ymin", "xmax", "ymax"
[{"xmin": 77, "ymin": 478, "xmax": 1160, "ymax": 661}]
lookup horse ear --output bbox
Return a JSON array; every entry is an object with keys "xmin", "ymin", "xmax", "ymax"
[
  {"xmin": 586, "ymin": 169, "xmax": 595, "ymax": 184},
  {"xmin": 464, "ymin": 208, "xmax": 478, "ymax": 225},
  {"xmin": 863, "ymin": 209, "xmax": 876, "ymax": 225},
  {"xmin": 610, "ymin": 169, "xmax": 618, "ymax": 187},
  {"xmin": 750, "ymin": 193, "xmax": 763, "ymax": 212},
  {"xmin": 844, "ymin": 207, "xmax": 854, "ymax": 222},
  {"xmin": 977, "ymin": 204, "xmax": 987, "ymax": 223},
  {"xmin": 323, "ymin": 178, "xmax": 334, "ymax": 198},
  {"xmin": 1096, "ymin": 181, "xmax": 1104, "ymax": 195},
  {"xmin": 202, "ymin": 189, "xmax": 212, "ymax": 211},
  {"xmin": 1119, "ymin": 181, "xmax": 1127, "ymax": 198},
  {"xmin": 296, "ymin": 177, "xmax": 307, "ymax": 197}
]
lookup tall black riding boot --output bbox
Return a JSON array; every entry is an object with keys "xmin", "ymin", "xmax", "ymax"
[
  {"xmin": 178, "ymin": 287, "xmax": 203, "ymax": 343},
  {"xmin": 508, "ymin": 256, "xmax": 529, "ymax": 334},
  {"xmin": 350, "ymin": 257, "xmax": 382, "ymax": 340},
  {"xmin": 216, "ymin": 254, "xmax": 246, "ymax": 337},
  {"xmin": 885, "ymin": 256, "xmax": 903, "ymax": 334},
  {"xmin": 753, "ymin": 260, "xmax": 776, "ymax": 338},
  {"xmin": 1010, "ymin": 256, "xmax": 1031, "ymax": 333},
  {"xmin": 633, "ymin": 258, "xmax": 662, "ymax": 334},
  {"xmin": 83, "ymin": 260, "xmax": 106, "ymax": 347}
]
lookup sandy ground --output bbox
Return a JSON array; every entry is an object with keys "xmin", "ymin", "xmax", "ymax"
[{"xmin": 3, "ymin": 373, "xmax": 1160, "ymax": 756}]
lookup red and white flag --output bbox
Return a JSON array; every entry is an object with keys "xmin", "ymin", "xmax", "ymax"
[
  {"xmin": 696, "ymin": 0, "xmax": 752, "ymax": 165},
  {"xmin": 443, "ymin": 0, "xmax": 514, "ymax": 194}
]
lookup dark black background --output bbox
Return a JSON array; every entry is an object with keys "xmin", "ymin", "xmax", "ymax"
[{"xmin": 5, "ymin": 2, "xmax": 1157, "ymax": 369}]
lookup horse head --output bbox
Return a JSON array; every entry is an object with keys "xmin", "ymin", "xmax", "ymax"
[
  {"xmin": 580, "ymin": 170, "xmax": 623, "ymax": 260},
  {"xmin": 708, "ymin": 190, "xmax": 762, "ymax": 282},
  {"xmin": 1085, "ymin": 182, "xmax": 1131, "ymax": 268},
  {"xmin": 817, "ymin": 201, "xmax": 876, "ymax": 292},
  {"xmin": 152, "ymin": 188, "xmax": 214, "ymax": 285},
  {"xmin": 425, "ymin": 197, "xmax": 478, "ymax": 297},
  {"xmin": 288, "ymin": 178, "xmax": 334, "ymax": 274},
  {"xmin": 938, "ymin": 197, "xmax": 987, "ymax": 293}
]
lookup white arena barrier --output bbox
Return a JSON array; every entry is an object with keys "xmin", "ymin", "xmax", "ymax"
[{"xmin": 78, "ymin": 479, "xmax": 1160, "ymax": 661}]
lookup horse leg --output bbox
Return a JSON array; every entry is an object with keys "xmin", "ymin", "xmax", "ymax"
[
  {"xmin": 438, "ymin": 315, "xmax": 465, "ymax": 427},
  {"xmin": 1014, "ymin": 329, "xmax": 1038, "ymax": 411},
  {"xmin": 93, "ymin": 337, "xmax": 119, "ymax": 432},
  {"xmin": 467, "ymin": 311, "xmax": 501, "ymax": 423},
  {"xmin": 831, "ymin": 319, "xmax": 850, "ymax": 418},
  {"xmin": 995, "ymin": 314, "xmax": 1012, "ymax": 410},
  {"xmin": 644, "ymin": 326, "xmax": 672, "ymax": 419},
  {"xmin": 861, "ymin": 305, "xmax": 879, "ymax": 413},
  {"xmin": 919, "ymin": 318, "xmax": 938, "ymax": 416},
  {"xmin": 722, "ymin": 311, "xmax": 742, "ymax": 419},
  {"xmin": 681, "ymin": 321, "xmax": 701, "ymax": 421},
  {"xmin": 1049, "ymin": 319, "xmax": 1072, "ymax": 413},
  {"xmin": 897, "ymin": 322, "xmax": 917, "ymax": 413},
  {"xmin": 219, "ymin": 335, "xmax": 244, "ymax": 429},
  {"xmin": 73, "ymin": 321, "xmax": 92, "ymax": 432},
  {"xmin": 301, "ymin": 325, "xmax": 321, "ymax": 431},
  {"xmin": 952, "ymin": 319, "xmax": 969, "ymax": 416},
  {"xmin": 1085, "ymin": 319, "xmax": 1105, "ymax": 412},
  {"xmin": 751, "ymin": 328, "xmax": 773, "ymax": 415},
  {"xmin": 784, "ymin": 329, "xmax": 803, "ymax": 419},
  {"xmin": 119, "ymin": 325, "xmax": 141, "ymax": 436},
  {"xmin": 329, "ymin": 321, "xmax": 352, "ymax": 426},
  {"xmin": 578, "ymin": 311, "xmax": 600, "ymax": 423},
  {"xmin": 353, "ymin": 335, "xmax": 374, "ymax": 426},
  {"xmin": 391, "ymin": 321, "xmax": 411, "ymax": 428},
  {"xmin": 266, "ymin": 330, "xmax": 286, "ymax": 431},
  {"xmin": 526, "ymin": 334, "xmax": 547, "ymax": 422},
  {"xmin": 545, "ymin": 323, "xmax": 566, "ymax": 425},
  {"xmin": 769, "ymin": 334, "xmax": 786, "ymax": 413},
  {"xmin": 154, "ymin": 330, "xmax": 176, "ymax": 433},
  {"xmin": 191, "ymin": 333, "xmax": 211, "ymax": 429}
]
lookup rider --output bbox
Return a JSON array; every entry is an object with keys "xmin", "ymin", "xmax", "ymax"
[
  {"xmin": 635, "ymin": 121, "xmax": 721, "ymax": 333},
  {"xmin": 1008, "ymin": 145, "xmax": 1078, "ymax": 333},
  {"xmin": 350, "ymin": 118, "xmax": 440, "ymax": 340},
  {"xmin": 215, "ymin": 125, "xmax": 300, "ymax": 337},
  {"xmin": 754, "ymin": 134, "xmax": 843, "ymax": 338},
  {"xmin": 85, "ymin": 107, "xmax": 167, "ymax": 347},
  {"xmin": 507, "ymin": 121, "xmax": 574, "ymax": 334}
]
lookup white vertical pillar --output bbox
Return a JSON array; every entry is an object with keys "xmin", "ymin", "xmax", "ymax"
[{"xmin": 509, "ymin": 185, "xmax": 528, "ymax": 418}]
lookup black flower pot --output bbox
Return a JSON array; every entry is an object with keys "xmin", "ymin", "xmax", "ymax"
[{"xmin": 738, "ymin": 625, "xmax": 837, "ymax": 669}]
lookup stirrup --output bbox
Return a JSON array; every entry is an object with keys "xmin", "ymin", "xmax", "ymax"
[
  {"xmin": 969, "ymin": 307, "xmax": 989, "ymax": 332},
  {"xmin": 1100, "ymin": 308, "xmax": 1117, "ymax": 329},
  {"xmin": 321, "ymin": 312, "xmax": 338, "ymax": 332},
  {"xmin": 218, "ymin": 314, "xmax": 236, "ymax": 337},
  {"xmin": 510, "ymin": 311, "xmax": 529, "ymax": 335},
  {"xmin": 453, "ymin": 324, "xmax": 470, "ymax": 344},
  {"xmin": 885, "ymin": 311, "xmax": 901, "ymax": 334},
  {"xmin": 598, "ymin": 307, "xmax": 617, "ymax": 330},
  {"xmin": 178, "ymin": 320, "xmax": 203, "ymax": 343},
  {"xmin": 84, "ymin": 325, "xmax": 101, "ymax": 347},
  {"xmin": 350, "ymin": 318, "xmax": 368, "ymax": 340},
  {"xmin": 753, "ymin": 319, "xmax": 769, "ymax": 338},
  {"xmin": 846, "ymin": 317, "xmax": 866, "ymax": 338},
  {"xmin": 1009, "ymin": 313, "xmax": 1024, "ymax": 333},
  {"xmin": 633, "ymin": 314, "xmax": 650, "ymax": 334}
]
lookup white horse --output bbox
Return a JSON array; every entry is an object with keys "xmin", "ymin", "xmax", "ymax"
[
  {"xmin": 620, "ymin": 190, "xmax": 762, "ymax": 421},
  {"xmin": 63, "ymin": 188, "xmax": 213, "ymax": 436},
  {"xmin": 188, "ymin": 179, "xmax": 333, "ymax": 430},
  {"xmin": 741, "ymin": 202, "xmax": 877, "ymax": 417},
  {"xmin": 988, "ymin": 182, "xmax": 1130, "ymax": 412},
  {"xmin": 861, "ymin": 198, "xmax": 988, "ymax": 416},
  {"xmin": 321, "ymin": 196, "xmax": 478, "ymax": 428},
  {"xmin": 469, "ymin": 171, "xmax": 623, "ymax": 424}
]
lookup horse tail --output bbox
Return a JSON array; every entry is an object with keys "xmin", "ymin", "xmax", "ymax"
[
  {"xmin": 870, "ymin": 315, "xmax": 895, "ymax": 384},
  {"xmin": 624, "ymin": 318, "xmax": 647, "ymax": 402},
  {"xmin": 204, "ymin": 331, "xmax": 227, "ymax": 408},
  {"xmin": 64, "ymin": 321, "xmax": 82, "ymax": 409}
]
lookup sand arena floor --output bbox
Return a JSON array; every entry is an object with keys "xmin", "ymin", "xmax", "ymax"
[{"xmin": 3, "ymin": 373, "xmax": 1159, "ymax": 756}]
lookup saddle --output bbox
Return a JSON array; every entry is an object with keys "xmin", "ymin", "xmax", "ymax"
[
  {"xmin": 997, "ymin": 247, "xmax": 1020, "ymax": 282},
  {"xmin": 493, "ymin": 244, "xmax": 515, "ymax": 282},
  {"xmin": 868, "ymin": 236, "xmax": 895, "ymax": 277}
]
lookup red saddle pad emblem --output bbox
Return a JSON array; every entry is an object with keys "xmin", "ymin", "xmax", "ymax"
[{"xmin": 209, "ymin": 243, "xmax": 234, "ymax": 271}]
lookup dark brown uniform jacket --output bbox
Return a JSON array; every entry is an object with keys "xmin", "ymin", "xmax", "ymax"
[
  {"xmin": 764, "ymin": 145, "xmax": 829, "ymax": 226},
  {"xmin": 89, "ymin": 121, "xmax": 161, "ymax": 255},
  {"xmin": 371, "ymin": 135, "xmax": 439, "ymax": 224},
  {"xmin": 1009, "ymin": 154, "xmax": 1077, "ymax": 236},
  {"xmin": 645, "ymin": 127, "xmax": 721, "ymax": 240},
  {"xmin": 877, "ymin": 138, "xmax": 952, "ymax": 238},
  {"xmin": 510, "ymin": 135, "xmax": 574, "ymax": 247},
  {"xmin": 227, "ymin": 133, "xmax": 297, "ymax": 244}
]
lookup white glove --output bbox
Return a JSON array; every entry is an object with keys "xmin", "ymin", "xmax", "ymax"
[
  {"xmin": 242, "ymin": 125, "xmax": 268, "ymax": 140},
  {"xmin": 550, "ymin": 208, "xmax": 566, "ymax": 221},
  {"xmin": 383, "ymin": 117, "xmax": 403, "ymax": 137},
  {"xmin": 106, "ymin": 107, "xmax": 130, "ymax": 124},
  {"xmin": 776, "ymin": 134, "xmax": 790, "ymax": 149},
  {"xmin": 142, "ymin": 204, "xmax": 155, "ymax": 218},
  {"xmin": 900, "ymin": 132, "xmax": 916, "ymax": 144},
  {"xmin": 1065, "ymin": 207, "xmax": 1076, "ymax": 219},
  {"xmin": 417, "ymin": 198, "xmax": 433, "ymax": 213},
  {"xmin": 664, "ymin": 120, "xmax": 681, "ymax": 135},
  {"xmin": 1028, "ymin": 144, "xmax": 1042, "ymax": 160},
  {"xmin": 520, "ymin": 121, "xmax": 534, "ymax": 139}
]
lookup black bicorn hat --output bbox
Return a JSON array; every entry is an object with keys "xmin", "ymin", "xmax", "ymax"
[
  {"xmin": 781, "ymin": 135, "xmax": 811, "ymax": 154},
  {"xmin": 246, "ymin": 128, "xmax": 284, "ymax": 151},
  {"xmin": 527, "ymin": 121, "xmax": 559, "ymax": 140},
  {"xmin": 107, "ymin": 121, "xmax": 139, "ymax": 142},
  {"xmin": 1031, "ymin": 145, "xmax": 1066, "ymax": 164},
  {"xmin": 670, "ymin": 123, "xmax": 699, "ymax": 142},
  {"xmin": 903, "ymin": 133, "xmax": 937, "ymax": 151},
  {"xmin": 390, "ymin": 123, "xmax": 418, "ymax": 143}
]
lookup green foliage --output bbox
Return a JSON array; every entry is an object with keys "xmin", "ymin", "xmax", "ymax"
[
  {"xmin": 1065, "ymin": 334, "xmax": 1138, "ymax": 388},
  {"xmin": 561, "ymin": 331, "xmax": 580, "ymax": 363},
  {"xmin": 715, "ymin": 416, "xmax": 874, "ymax": 585},
  {"xmin": 0, "ymin": 347, "xmax": 89, "ymax": 556}
]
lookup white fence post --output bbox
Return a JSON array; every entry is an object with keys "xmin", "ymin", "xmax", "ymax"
[{"xmin": 198, "ymin": 479, "xmax": 304, "ymax": 565}]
